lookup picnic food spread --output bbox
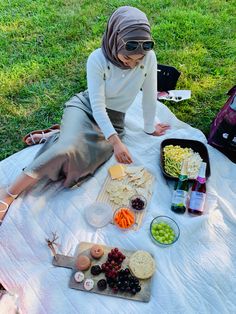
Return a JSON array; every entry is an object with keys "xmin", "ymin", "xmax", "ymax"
[
  {"xmin": 53, "ymin": 242, "xmax": 155, "ymax": 302},
  {"xmin": 51, "ymin": 144, "xmax": 210, "ymax": 302}
]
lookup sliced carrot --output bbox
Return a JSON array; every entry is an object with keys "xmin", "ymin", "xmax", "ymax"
[
  {"xmin": 114, "ymin": 208, "xmax": 135, "ymax": 229},
  {"xmin": 125, "ymin": 210, "xmax": 133, "ymax": 218},
  {"xmin": 123, "ymin": 210, "xmax": 132, "ymax": 221},
  {"xmin": 126, "ymin": 216, "xmax": 131, "ymax": 225}
]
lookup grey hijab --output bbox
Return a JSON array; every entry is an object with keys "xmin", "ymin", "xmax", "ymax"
[{"xmin": 102, "ymin": 6, "xmax": 151, "ymax": 70}]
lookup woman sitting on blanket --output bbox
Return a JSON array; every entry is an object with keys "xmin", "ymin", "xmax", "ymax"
[{"xmin": 0, "ymin": 6, "xmax": 170, "ymax": 224}]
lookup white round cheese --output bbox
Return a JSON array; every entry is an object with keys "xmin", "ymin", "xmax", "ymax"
[
  {"xmin": 129, "ymin": 250, "xmax": 155, "ymax": 279},
  {"xmin": 83, "ymin": 279, "xmax": 94, "ymax": 291},
  {"xmin": 74, "ymin": 271, "xmax": 84, "ymax": 283}
]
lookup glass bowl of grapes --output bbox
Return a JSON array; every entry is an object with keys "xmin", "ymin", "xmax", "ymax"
[
  {"xmin": 129, "ymin": 195, "xmax": 147, "ymax": 212},
  {"xmin": 150, "ymin": 216, "xmax": 180, "ymax": 247}
]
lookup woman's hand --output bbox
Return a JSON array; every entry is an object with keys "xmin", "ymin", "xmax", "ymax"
[
  {"xmin": 108, "ymin": 134, "xmax": 133, "ymax": 164},
  {"xmin": 150, "ymin": 123, "xmax": 170, "ymax": 136}
]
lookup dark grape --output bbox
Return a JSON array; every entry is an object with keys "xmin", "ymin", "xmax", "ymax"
[
  {"xmin": 131, "ymin": 197, "xmax": 145, "ymax": 210},
  {"xmin": 112, "ymin": 287, "xmax": 118, "ymax": 294},
  {"xmin": 131, "ymin": 288, "xmax": 137, "ymax": 295},
  {"xmin": 91, "ymin": 265, "xmax": 102, "ymax": 276},
  {"xmin": 129, "ymin": 281, "xmax": 135, "ymax": 288},
  {"xmin": 120, "ymin": 286, "xmax": 126, "ymax": 292},
  {"xmin": 135, "ymin": 285, "xmax": 141, "ymax": 292},
  {"xmin": 109, "ymin": 282, "xmax": 115, "ymax": 288},
  {"xmin": 134, "ymin": 279, "xmax": 139, "ymax": 286},
  {"xmin": 106, "ymin": 277, "xmax": 113, "ymax": 284},
  {"xmin": 117, "ymin": 281, "xmax": 122, "ymax": 288},
  {"xmin": 97, "ymin": 279, "xmax": 107, "ymax": 291}
]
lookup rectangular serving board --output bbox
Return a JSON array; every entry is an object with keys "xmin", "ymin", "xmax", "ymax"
[
  {"xmin": 96, "ymin": 170, "xmax": 155, "ymax": 230},
  {"xmin": 52, "ymin": 242, "xmax": 154, "ymax": 302}
]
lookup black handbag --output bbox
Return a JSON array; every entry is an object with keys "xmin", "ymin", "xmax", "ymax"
[{"xmin": 157, "ymin": 64, "xmax": 181, "ymax": 91}]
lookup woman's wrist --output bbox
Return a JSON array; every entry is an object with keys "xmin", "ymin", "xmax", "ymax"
[{"xmin": 107, "ymin": 133, "xmax": 121, "ymax": 146}]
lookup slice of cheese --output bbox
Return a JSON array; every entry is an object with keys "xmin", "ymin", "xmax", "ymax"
[{"xmin": 108, "ymin": 164, "xmax": 126, "ymax": 180}]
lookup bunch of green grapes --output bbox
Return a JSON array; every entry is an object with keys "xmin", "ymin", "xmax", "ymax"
[{"xmin": 151, "ymin": 222, "xmax": 176, "ymax": 244}]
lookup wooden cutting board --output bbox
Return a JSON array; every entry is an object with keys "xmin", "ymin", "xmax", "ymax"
[
  {"xmin": 52, "ymin": 242, "xmax": 154, "ymax": 302},
  {"xmin": 96, "ymin": 166, "xmax": 155, "ymax": 230}
]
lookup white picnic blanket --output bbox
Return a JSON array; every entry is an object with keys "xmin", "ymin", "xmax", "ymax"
[{"xmin": 0, "ymin": 92, "xmax": 236, "ymax": 314}]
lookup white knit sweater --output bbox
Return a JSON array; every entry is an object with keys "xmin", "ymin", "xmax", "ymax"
[{"xmin": 86, "ymin": 48, "xmax": 157, "ymax": 139}]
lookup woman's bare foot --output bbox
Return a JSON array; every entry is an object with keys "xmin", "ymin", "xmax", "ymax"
[
  {"xmin": 25, "ymin": 129, "xmax": 59, "ymax": 145},
  {"xmin": 0, "ymin": 190, "xmax": 16, "ymax": 223},
  {"xmin": 0, "ymin": 174, "xmax": 39, "ymax": 224}
]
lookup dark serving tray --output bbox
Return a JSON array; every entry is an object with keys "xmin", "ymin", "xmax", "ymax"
[{"xmin": 160, "ymin": 138, "xmax": 211, "ymax": 181}]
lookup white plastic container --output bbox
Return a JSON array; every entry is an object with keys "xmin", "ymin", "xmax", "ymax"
[{"xmin": 84, "ymin": 202, "xmax": 113, "ymax": 228}]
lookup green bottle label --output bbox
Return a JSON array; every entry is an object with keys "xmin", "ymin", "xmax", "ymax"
[{"xmin": 172, "ymin": 190, "xmax": 188, "ymax": 207}]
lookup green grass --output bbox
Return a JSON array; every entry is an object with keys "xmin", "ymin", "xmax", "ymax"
[{"xmin": 0, "ymin": 0, "xmax": 235, "ymax": 160}]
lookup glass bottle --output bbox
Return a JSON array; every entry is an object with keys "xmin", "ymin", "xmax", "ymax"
[
  {"xmin": 188, "ymin": 162, "xmax": 207, "ymax": 216},
  {"xmin": 171, "ymin": 159, "xmax": 189, "ymax": 214}
]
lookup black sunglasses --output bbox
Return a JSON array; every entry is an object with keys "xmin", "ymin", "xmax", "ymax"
[{"xmin": 121, "ymin": 39, "xmax": 155, "ymax": 51}]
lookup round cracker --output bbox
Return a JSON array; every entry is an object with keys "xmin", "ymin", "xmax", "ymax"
[{"xmin": 129, "ymin": 250, "xmax": 155, "ymax": 279}]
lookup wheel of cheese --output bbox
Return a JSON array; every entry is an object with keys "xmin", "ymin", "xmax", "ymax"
[
  {"xmin": 75, "ymin": 255, "xmax": 91, "ymax": 271},
  {"xmin": 129, "ymin": 250, "xmax": 155, "ymax": 279},
  {"xmin": 90, "ymin": 244, "xmax": 104, "ymax": 259}
]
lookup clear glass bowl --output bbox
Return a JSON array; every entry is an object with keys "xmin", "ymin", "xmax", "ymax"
[
  {"xmin": 129, "ymin": 194, "xmax": 147, "ymax": 212},
  {"xmin": 84, "ymin": 202, "xmax": 113, "ymax": 228},
  {"xmin": 150, "ymin": 216, "xmax": 180, "ymax": 247},
  {"xmin": 113, "ymin": 207, "xmax": 136, "ymax": 231}
]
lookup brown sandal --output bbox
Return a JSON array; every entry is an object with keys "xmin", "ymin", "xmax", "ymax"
[{"xmin": 22, "ymin": 124, "xmax": 60, "ymax": 145}]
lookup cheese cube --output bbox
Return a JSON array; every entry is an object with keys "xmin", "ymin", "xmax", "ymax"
[{"xmin": 108, "ymin": 164, "xmax": 126, "ymax": 180}]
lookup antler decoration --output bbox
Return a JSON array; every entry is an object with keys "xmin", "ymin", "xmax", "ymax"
[{"xmin": 45, "ymin": 231, "xmax": 59, "ymax": 260}]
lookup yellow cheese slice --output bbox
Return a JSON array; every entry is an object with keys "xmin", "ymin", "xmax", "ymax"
[{"xmin": 108, "ymin": 164, "xmax": 126, "ymax": 180}]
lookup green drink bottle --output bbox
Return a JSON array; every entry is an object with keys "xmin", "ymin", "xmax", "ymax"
[{"xmin": 171, "ymin": 159, "xmax": 189, "ymax": 214}]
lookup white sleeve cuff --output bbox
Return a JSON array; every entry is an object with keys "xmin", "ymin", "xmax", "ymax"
[{"xmin": 143, "ymin": 124, "xmax": 155, "ymax": 134}]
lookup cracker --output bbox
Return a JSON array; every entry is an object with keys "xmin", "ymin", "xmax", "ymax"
[
  {"xmin": 125, "ymin": 166, "xmax": 144, "ymax": 175},
  {"xmin": 106, "ymin": 165, "xmax": 153, "ymax": 207}
]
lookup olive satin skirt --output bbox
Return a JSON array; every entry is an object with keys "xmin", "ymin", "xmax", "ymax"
[{"xmin": 23, "ymin": 90, "xmax": 125, "ymax": 187}]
